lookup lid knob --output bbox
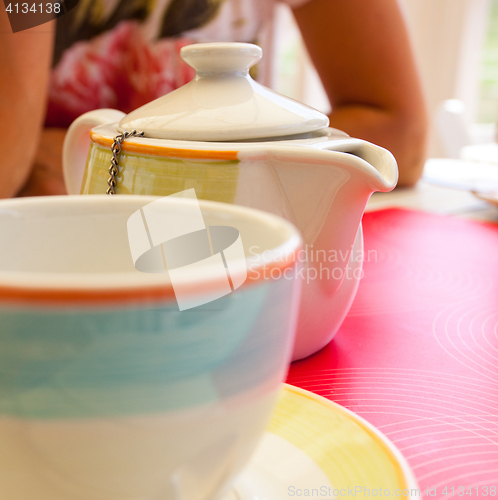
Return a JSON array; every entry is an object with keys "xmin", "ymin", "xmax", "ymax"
[{"xmin": 180, "ymin": 42, "xmax": 262, "ymax": 75}]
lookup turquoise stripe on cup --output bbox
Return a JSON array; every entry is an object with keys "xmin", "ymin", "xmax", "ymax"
[{"xmin": 0, "ymin": 285, "xmax": 270, "ymax": 419}]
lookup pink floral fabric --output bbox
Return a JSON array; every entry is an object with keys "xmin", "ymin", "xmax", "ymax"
[{"xmin": 46, "ymin": 21, "xmax": 196, "ymax": 127}]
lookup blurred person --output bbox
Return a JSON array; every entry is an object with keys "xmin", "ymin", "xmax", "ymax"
[{"xmin": 0, "ymin": 0, "xmax": 428, "ymax": 198}]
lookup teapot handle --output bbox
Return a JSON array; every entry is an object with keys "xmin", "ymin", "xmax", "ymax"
[{"xmin": 63, "ymin": 109, "xmax": 125, "ymax": 194}]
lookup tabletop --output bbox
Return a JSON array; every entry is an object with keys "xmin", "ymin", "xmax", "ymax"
[{"xmin": 286, "ymin": 174, "xmax": 498, "ymax": 495}]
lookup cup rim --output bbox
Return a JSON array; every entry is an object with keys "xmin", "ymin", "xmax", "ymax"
[{"xmin": 0, "ymin": 195, "xmax": 301, "ymax": 305}]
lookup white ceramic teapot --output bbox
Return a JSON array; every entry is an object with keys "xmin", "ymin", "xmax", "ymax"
[{"xmin": 63, "ymin": 42, "xmax": 398, "ymax": 360}]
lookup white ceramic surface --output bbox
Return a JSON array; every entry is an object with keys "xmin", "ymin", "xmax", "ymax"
[
  {"xmin": 0, "ymin": 195, "xmax": 302, "ymax": 500},
  {"xmin": 119, "ymin": 43, "xmax": 329, "ymax": 141}
]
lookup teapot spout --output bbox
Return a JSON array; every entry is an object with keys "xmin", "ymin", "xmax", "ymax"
[
  {"xmin": 237, "ymin": 138, "xmax": 397, "ymax": 297},
  {"xmin": 315, "ymin": 137, "xmax": 398, "ymax": 192}
]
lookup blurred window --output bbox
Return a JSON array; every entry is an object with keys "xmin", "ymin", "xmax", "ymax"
[{"xmin": 478, "ymin": 0, "xmax": 498, "ymax": 123}]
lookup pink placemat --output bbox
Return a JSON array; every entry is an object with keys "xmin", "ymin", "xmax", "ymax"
[{"xmin": 287, "ymin": 208, "xmax": 498, "ymax": 494}]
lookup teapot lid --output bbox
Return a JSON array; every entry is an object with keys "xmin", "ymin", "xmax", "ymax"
[{"xmin": 118, "ymin": 42, "xmax": 329, "ymax": 141}]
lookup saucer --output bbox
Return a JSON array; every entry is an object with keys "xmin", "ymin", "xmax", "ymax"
[
  {"xmin": 423, "ymin": 158, "xmax": 498, "ymax": 192},
  {"xmin": 473, "ymin": 190, "xmax": 498, "ymax": 207},
  {"xmin": 226, "ymin": 384, "xmax": 418, "ymax": 500}
]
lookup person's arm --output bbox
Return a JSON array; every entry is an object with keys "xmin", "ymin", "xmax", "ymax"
[
  {"xmin": 0, "ymin": 9, "xmax": 55, "ymax": 198},
  {"xmin": 292, "ymin": 0, "xmax": 428, "ymax": 186}
]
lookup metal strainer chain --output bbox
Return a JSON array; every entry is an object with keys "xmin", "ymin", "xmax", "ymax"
[{"xmin": 106, "ymin": 129, "xmax": 144, "ymax": 195}]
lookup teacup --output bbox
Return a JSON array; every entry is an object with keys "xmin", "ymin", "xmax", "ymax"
[{"xmin": 0, "ymin": 195, "xmax": 301, "ymax": 500}]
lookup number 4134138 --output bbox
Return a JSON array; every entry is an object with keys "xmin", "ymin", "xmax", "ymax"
[
  {"xmin": 442, "ymin": 487, "xmax": 496, "ymax": 496},
  {"xmin": 5, "ymin": 3, "xmax": 62, "ymax": 14}
]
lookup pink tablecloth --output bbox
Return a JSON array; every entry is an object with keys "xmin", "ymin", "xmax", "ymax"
[{"xmin": 287, "ymin": 208, "xmax": 498, "ymax": 494}]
